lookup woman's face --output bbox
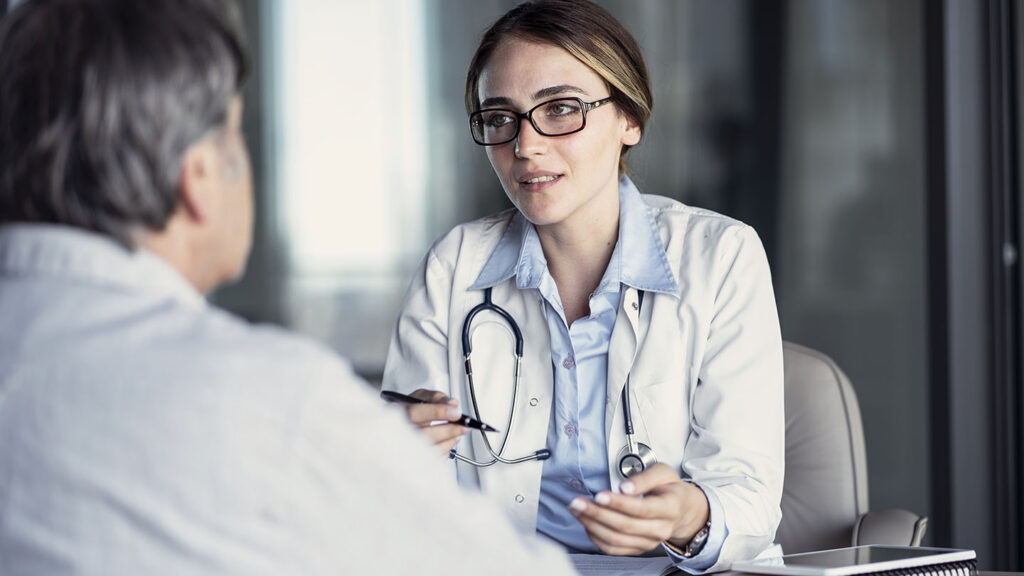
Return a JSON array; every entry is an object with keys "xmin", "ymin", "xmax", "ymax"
[{"xmin": 477, "ymin": 39, "xmax": 640, "ymax": 231}]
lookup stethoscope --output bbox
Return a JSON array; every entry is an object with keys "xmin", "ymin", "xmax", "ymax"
[{"xmin": 450, "ymin": 286, "xmax": 657, "ymax": 479}]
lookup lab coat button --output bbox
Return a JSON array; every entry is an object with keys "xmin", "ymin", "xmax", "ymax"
[
  {"xmin": 570, "ymin": 479, "xmax": 584, "ymax": 490},
  {"xmin": 564, "ymin": 423, "xmax": 576, "ymax": 437},
  {"xmin": 529, "ymin": 397, "xmax": 539, "ymax": 406},
  {"xmin": 562, "ymin": 356, "xmax": 575, "ymax": 369},
  {"xmin": 515, "ymin": 494, "xmax": 525, "ymax": 504}
]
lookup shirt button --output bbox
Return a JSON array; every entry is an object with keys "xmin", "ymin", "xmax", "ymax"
[
  {"xmin": 562, "ymin": 356, "xmax": 575, "ymax": 369},
  {"xmin": 570, "ymin": 479, "xmax": 584, "ymax": 491},
  {"xmin": 631, "ymin": 301, "xmax": 639, "ymax": 310},
  {"xmin": 515, "ymin": 494, "xmax": 525, "ymax": 504},
  {"xmin": 529, "ymin": 397, "xmax": 539, "ymax": 407},
  {"xmin": 564, "ymin": 423, "xmax": 576, "ymax": 437}
]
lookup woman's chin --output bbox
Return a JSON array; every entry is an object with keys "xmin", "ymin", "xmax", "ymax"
[{"xmin": 517, "ymin": 207, "xmax": 568, "ymax": 228}]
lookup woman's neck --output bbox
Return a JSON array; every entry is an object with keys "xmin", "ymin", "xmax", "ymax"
[{"xmin": 536, "ymin": 200, "xmax": 620, "ymax": 325}]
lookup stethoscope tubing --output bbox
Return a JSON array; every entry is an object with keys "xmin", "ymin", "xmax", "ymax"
[
  {"xmin": 455, "ymin": 287, "xmax": 549, "ymax": 466},
  {"xmin": 452, "ymin": 286, "xmax": 653, "ymax": 476}
]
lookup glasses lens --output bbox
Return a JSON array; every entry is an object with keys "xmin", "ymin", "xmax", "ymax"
[
  {"xmin": 532, "ymin": 98, "xmax": 584, "ymax": 136},
  {"xmin": 471, "ymin": 110, "xmax": 518, "ymax": 144}
]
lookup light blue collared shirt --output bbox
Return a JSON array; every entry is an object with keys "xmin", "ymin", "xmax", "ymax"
[{"xmin": 470, "ymin": 177, "xmax": 727, "ymax": 571}]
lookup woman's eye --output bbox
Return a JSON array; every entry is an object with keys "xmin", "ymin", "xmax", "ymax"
[
  {"xmin": 547, "ymin": 102, "xmax": 580, "ymax": 116},
  {"xmin": 486, "ymin": 113, "xmax": 515, "ymax": 127}
]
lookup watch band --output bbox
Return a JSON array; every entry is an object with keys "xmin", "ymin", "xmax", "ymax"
[
  {"xmin": 682, "ymin": 519, "xmax": 711, "ymax": 558},
  {"xmin": 663, "ymin": 519, "xmax": 712, "ymax": 558}
]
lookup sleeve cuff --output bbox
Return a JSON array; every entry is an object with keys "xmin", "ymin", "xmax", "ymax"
[{"xmin": 662, "ymin": 483, "xmax": 728, "ymax": 573}]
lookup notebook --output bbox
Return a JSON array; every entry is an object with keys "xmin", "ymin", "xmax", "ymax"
[{"xmin": 731, "ymin": 545, "xmax": 977, "ymax": 576}]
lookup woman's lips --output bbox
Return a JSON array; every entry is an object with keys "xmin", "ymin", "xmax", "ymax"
[{"xmin": 518, "ymin": 173, "xmax": 562, "ymax": 192}]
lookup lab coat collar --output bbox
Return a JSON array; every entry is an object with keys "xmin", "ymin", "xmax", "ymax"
[
  {"xmin": 468, "ymin": 211, "xmax": 535, "ymax": 290},
  {"xmin": 469, "ymin": 176, "xmax": 680, "ymax": 296}
]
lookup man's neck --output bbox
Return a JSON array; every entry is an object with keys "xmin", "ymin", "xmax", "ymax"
[{"xmin": 138, "ymin": 217, "xmax": 216, "ymax": 294}]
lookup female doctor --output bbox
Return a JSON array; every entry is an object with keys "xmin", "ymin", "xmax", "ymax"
[{"xmin": 381, "ymin": 0, "xmax": 784, "ymax": 571}]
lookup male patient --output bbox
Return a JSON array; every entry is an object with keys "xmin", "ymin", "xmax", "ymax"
[{"xmin": 0, "ymin": 1, "xmax": 576, "ymax": 574}]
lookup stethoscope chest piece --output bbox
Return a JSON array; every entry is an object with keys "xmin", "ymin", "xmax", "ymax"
[{"xmin": 616, "ymin": 442, "xmax": 657, "ymax": 479}]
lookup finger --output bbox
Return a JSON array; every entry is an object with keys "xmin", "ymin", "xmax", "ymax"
[
  {"xmin": 584, "ymin": 523, "xmax": 663, "ymax": 556},
  {"xmin": 422, "ymin": 422, "xmax": 469, "ymax": 445},
  {"xmin": 406, "ymin": 402, "xmax": 464, "ymax": 427},
  {"xmin": 571, "ymin": 502, "xmax": 664, "ymax": 555},
  {"xmin": 408, "ymin": 388, "xmax": 455, "ymax": 405},
  {"xmin": 617, "ymin": 462, "xmax": 681, "ymax": 496},
  {"xmin": 593, "ymin": 483, "xmax": 697, "ymax": 522},
  {"xmin": 436, "ymin": 435, "xmax": 462, "ymax": 455},
  {"xmin": 587, "ymin": 490, "xmax": 668, "ymax": 520},
  {"xmin": 569, "ymin": 497, "xmax": 673, "ymax": 544}
]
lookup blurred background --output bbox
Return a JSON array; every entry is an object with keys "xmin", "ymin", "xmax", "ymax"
[{"xmin": 2, "ymin": 0, "xmax": 1016, "ymax": 570}]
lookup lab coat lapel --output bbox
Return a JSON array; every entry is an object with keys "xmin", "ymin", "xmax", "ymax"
[{"xmin": 605, "ymin": 287, "xmax": 640, "ymax": 462}]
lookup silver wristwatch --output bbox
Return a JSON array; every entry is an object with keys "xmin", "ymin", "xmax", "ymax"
[{"xmin": 682, "ymin": 520, "xmax": 711, "ymax": 558}]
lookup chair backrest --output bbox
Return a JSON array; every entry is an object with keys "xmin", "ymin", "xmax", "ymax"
[{"xmin": 777, "ymin": 341, "xmax": 869, "ymax": 554}]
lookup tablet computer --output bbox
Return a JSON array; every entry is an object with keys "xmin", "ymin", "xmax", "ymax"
[{"xmin": 731, "ymin": 545, "xmax": 977, "ymax": 576}]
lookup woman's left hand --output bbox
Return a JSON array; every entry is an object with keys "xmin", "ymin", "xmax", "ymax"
[{"xmin": 568, "ymin": 463, "xmax": 710, "ymax": 556}]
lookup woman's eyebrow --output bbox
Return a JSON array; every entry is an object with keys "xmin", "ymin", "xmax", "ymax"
[
  {"xmin": 480, "ymin": 96, "xmax": 514, "ymax": 108},
  {"xmin": 532, "ymin": 84, "xmax": 588, "ymax": 100},
  {"xmin": 479, "ymin": 85, "xmax": 590, "ymax": 109}
]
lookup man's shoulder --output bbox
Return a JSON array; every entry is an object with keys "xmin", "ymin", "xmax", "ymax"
[{"xmin": 185, "ymin": 304, "xmax": 356, "ymax": 384}]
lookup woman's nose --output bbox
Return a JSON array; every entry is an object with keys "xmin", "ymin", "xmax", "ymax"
[{"xmin": 514, "ymin": 117, "xmax": 547, "ymax": 158}]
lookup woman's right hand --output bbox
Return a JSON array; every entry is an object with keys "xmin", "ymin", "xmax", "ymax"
[{"xmin": 403, "ymin": 388, "xmax": 470, "ymax": 455}]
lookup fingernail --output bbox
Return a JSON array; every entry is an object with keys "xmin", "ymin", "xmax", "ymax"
[
  {"xmin": 447, "ymin": 398, "xmax": 459, "ymax": 407},
  {"xmin": 595, "ymin": 492, "xmax": 611, "ymax": 505},
  {"xmin": 620, "ymin": 481, "xmax": 636, "ymax": 495},
  {"xmin": 446, "ymin": 407, "xmax": 461, "ymax": 420},
  {"xmin": 568, "ymin": 498, "xmax": 587, "ymax": 513}
]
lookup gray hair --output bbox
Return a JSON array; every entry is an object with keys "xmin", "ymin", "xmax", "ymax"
[{"xmin": 0, "ymin": 0, "xmax": 248, "ymax": 247}]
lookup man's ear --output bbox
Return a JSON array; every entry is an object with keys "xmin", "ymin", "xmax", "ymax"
[{"xmin": 178, "ymin": 141, "xmax": 216, "ymax": 223}]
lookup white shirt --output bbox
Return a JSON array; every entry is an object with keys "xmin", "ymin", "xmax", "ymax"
[
  {"xmin": 382, "ymin": 177, "xmax": 785, "ymax": 572},
  {"xmin": 0, "ymin": 224, "xmax": 577, "ymax": 576}
]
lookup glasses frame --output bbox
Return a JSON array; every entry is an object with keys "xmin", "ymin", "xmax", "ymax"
[{"xmin": 469, "ymin": 96, "xmax": 614, "ymax": 146}]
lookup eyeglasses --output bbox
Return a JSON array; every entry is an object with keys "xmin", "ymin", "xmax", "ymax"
[{"xmin": 469, "ymin": 96, "xmax": 613, "ymax": 146}]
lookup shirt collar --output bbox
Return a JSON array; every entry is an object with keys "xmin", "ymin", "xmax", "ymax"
[
  {"xmin": 469, "ymin": 176, "xmax": 680, "ymax": 297},
  {"xmin": 0, "ymin": 223, "xmax": 206, "ymax": 307}
]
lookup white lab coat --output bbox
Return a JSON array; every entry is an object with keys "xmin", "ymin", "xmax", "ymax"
[{"xmin": 382, "ymin": 193, "xmax": 784, "ymax": 571}]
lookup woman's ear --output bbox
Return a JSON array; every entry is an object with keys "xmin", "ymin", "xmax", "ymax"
[
  {"xmin": 621, "ymin": 115, "xmax": 642, "ymax": 147},
  {"xmin": 177, "ymin": 141, "xmax": 217, "ymax": 223}
]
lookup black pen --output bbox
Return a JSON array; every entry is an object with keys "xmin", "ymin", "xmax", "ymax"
[{"xmin": 381, "ymin": 390, "xmax": 499, "ymax": 433}]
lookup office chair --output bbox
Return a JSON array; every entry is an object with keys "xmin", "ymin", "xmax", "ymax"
[{"xmin": 776, "ymin": 341, "xmax": 928, "ymax": 554}]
